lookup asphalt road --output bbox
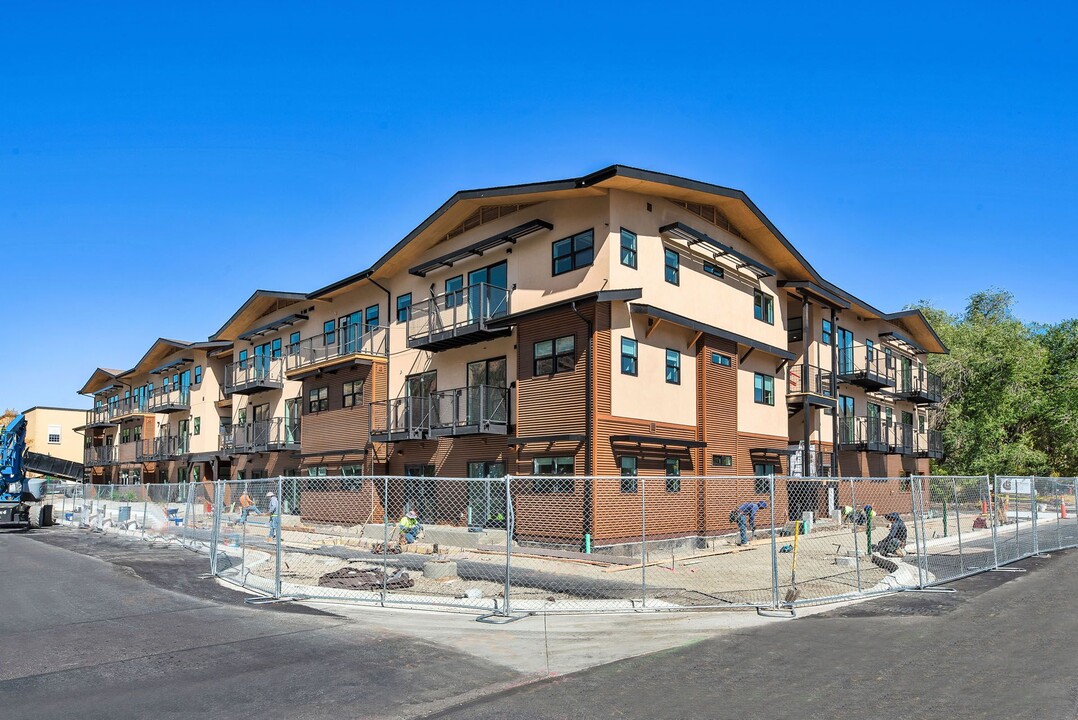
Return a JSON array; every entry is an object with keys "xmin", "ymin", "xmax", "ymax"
[
  {"xmin": 3, "ymin": 526, "xmax": 1077, "ymax": 720},
  {"xmin": 430, "ymin": 550, "xmax": 1078, "ymax": 720}
]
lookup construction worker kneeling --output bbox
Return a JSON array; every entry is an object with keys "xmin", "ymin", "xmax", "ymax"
[{"xmin": 875, "ymin": 512, "xmax": 907, "ymax": 557}]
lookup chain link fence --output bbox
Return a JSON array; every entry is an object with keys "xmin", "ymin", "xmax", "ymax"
[{"xmin": 54, "ymin": 474, "xmax": 1078, "ymax": 616}]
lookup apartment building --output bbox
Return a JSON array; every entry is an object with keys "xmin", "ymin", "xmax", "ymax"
[
  {"xmin": 20, "ymin": 406, "xmax": 87, "ymax": 473},
  {"xmin": 77, "ymin": 165, "xmax": 945, "ymax": 545}
]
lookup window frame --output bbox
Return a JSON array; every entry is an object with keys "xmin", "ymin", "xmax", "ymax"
[
  {"xmin": 343, "ymin": 379, "xmax": 363, "ymax": 408},
  {"xmin": 551, "ymin": 229, "xmax": 595, "ymax": 276},
  {"xmin": 307, "ymin": 386, "xmax": 329, "ymax": 413},
  {"xmin": 531, "ymin": 456, "xmax": 575, "ymax": 493},
  {"xmin": 664, "ymin": 247, "xmax": 680, "ymax": 285},
  {"xmin": 620, "ymin": 228, "xmax": 637, "ymax": 269},
  {"xmin": 665, "ymin": 348, "xmax": 681, "ymax": 385},
  {"xmin": 710, "ymin": 352, "xmax": 732, "ymax": 367},
  {"xmin": 619, "ymin": 456, "xmax": 638, "ymax": 493},
  {"xmin": 702, "ymin": 261, "xmax": 725, "ymax": 279},
  {"xmin": 822, "ymin": 319, "xmax": 833, "ymax": 346},
  {"xmin": 665, "ymin": 458, "xmax": 681, "ymax": 493},
  {"xmin": 364, "ymin": 304, "xmax": 380, "ymax": 333},
  {"xmin": 621, "ymin": 337, "xmax": 638, "ymax": 376},
  {"xmin": 193, "ymin": 417, "xmax": 200, "ymax": 436},
  {"xmin": 753, "ymin": 463, "xmax": 776, "ymax": 494},
  {"xmin": 47, "ymin": 425, "xmax": 61, "ymax": 444},
  {"xmin": 754, "ymin": 373, "xmax": 775, "ymax": 406},
  {"xmin": 711, "ymin": 454, "xmax": 733, "ymax": 468},
  {"xmin": 534, "ymin": 335, "xmax": 576, "ymax": 376},
  {"xmin": 753, "ymin": 290, "xmax": 775, "ymax": 325},
  {"xmin": 396, "ymin": 293, "xmax": 412, "ymax": 323}
]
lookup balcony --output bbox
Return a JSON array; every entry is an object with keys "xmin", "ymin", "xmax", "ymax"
[
  {"xmin": 888, "ymin": 422, "xmax": 916, "ymax": 456},
  {"xmin": 786, "ymin": 363, "xmax": 834, "ymax": 412},
  {"xmin": 223, "ymin": 356, "xmax": 285, "ymax": 396},
  {"xmin": 428, "ymin": 385, "xmax": 511, "ymax": 438},
  {"xmin": 837, "ymin": 416, "xmax": 888, "ymax": 454},
  {"xmin": 369, "ymin": 397, "xmax": 429, "ymax": 443},
  {"xmin": 219, "ymin": 418, "xmax": 300, "ymax": 454},
  {"xmin": 85, "ymin": 406, "xmax": 115, "ymax": 429},
  {"xmin": 109, "ymin": 395, "xmax": 153, "ymax": 421},
  {"xmin": 285, "ymin": 325, "xmax": 388, "ymax": 378},
  {"xmin": 917, "ymin": 429, "xmax": 944, "ymax": 460},
  {"xmin": 84, "ymin": 445, "xmax": 117, "ymax": 466},
  {"xmin": 836, "ymin": 347, "xmax": 895, "ymax": 391},
  {"xmin": 135, "ymin": 435, "xmax": 186, "ymax": 462},
  {"xmin": 893, "ymin": 366, "xmax": 943, "ymax": 405},
  {"xmin": 146, "ymin": 386, "xmax": 191, "ymax": 413},
  {"xmin": 405, "ymin": 282, "xmax": 511, "ymax": 352}
]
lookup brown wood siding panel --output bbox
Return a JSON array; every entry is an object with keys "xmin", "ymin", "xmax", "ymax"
[
  {"xmin": 299, "ymin": 479, "xmax": 385, "ymax": 526},
  {"xmin": 515, "ymin": 306, "xmax": 590, "ymax": 438},
  {"xmin": 595, "ymin": 302, "xmax": 612, "ymax": 416},
  {"xmin": 300, "ymin": 365, "xmax": 372, "ymax": 456}
]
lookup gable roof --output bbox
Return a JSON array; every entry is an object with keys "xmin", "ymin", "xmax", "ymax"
[{"xmin": 209, "ymin": 290, "xmax": 309, "ymax": 341}]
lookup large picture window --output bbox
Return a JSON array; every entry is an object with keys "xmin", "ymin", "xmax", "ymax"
[
  {"xmin": 532, "ymin": 456, "xmax": 575, "ymax": 493},
  {"xmin": 754, "ymin": 290, "xmax": 774, "ymax": 324},
  {"xmin": 754, "ymin": 373, "xmax": 775, "ymax": 405},
  {"xmin": 308, "ymin": 386, "xmax": 328, "ymax": 413}
]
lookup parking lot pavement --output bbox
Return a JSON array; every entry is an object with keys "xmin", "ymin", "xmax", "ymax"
[
  {"xmin": 0, "ymin": 528, "xmax": 520, "ymax": 720},
  {"xmin": 427, "ymin": 549, "xmax": 1078, "ymax": 720}
]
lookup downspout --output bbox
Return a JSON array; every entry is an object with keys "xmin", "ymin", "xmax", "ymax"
[
  {"xmin": 571, "ymin": 301, "xmax": 594, "ymax": 551},
  {"xmin": 370, "ymin": 277, "xmax": 392, "ymax": 475},
  {"xmin": 801, "ymin": 294, "xmax": 811, "ymax": 472}
]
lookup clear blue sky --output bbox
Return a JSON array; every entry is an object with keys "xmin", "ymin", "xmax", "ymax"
[{"xmin": 2, "ymin": 3, "xmax": 1076, "ymax": 412}]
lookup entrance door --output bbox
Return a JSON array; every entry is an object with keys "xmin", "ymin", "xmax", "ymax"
[
  {"xmin": 838, "ymin": 395, "xmax": 855, "ymax": 444},
  {"xmin": 339, "ymin": 311, "xmax": 362, "ymax": 355},
  {"xmin": 837, "ymin": 328, "xmax": 854, "ymax": 375},
  {"xmin": 404, "ymin": 464, "xmax": 437, "ymax": 521},
  {"xmin": 867, "ymin": 402, "xmax": 881, "ymax": 445},
  {"xmin": 466, "ymin": 357, "xmax": 507, "ymax": 426},
  {"xmin": 284, "ymin": 397, "xmax": 300, "ymax": 444},
  {"xmin": 467, "ymin": 261, "xmax": 508, "ymax": 322},
  {"xmin": 467, "ymin": 461, "xmax": 506, "ymax": 528},
  {"xmin": 405, "ymin": 371, "xmax": 436, "ymax": 432},
  {"xmin": 899, "ymin": 356, "xmax": 913, "ymax": 392}
]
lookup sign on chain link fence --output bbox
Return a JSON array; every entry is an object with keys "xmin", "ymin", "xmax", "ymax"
[{"xmin": 56, "ymin": 474, "xmax": 1078, "ymax": 616}]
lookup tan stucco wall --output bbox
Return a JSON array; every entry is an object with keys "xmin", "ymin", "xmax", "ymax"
[{"xmin": 24, "ymin": 407, "xmax": 85, "ymax": 468}]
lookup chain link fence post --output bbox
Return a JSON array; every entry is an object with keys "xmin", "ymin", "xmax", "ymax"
[
  {"xmin": 910, "ymin": 475, "xmax": 926, "ymax": 588},
  {"xmin": 641, "ymin": 473, "xmax": 647, "ymax": 609},
  {"xmin": 848, "ymin": 477, "xmax": 862, "ymax": 593},
  {"xmin": 951, "ymin": 476, "xmax": 965, "ymax": 572},
  {"xmin": 381, "ymin": 475, "xmax": 389, "ymax": 607},
  {"xmin": 504, "ymin": 474, "xmax": 513, "ymax": 618},
  {"xmin": 769, "ymin": 474, "xmax": 779, "ymax": 608},
  {"xmin": 209, "ymin": 479, "xmax": 223, "ymax": 576},
  {"xmin": 1030, "ymin": 475, "xmax": 1040, "ymax": 556},
  {"xmin": 274, "ymin": 476, "xmax": 283, "ymax": 599}
]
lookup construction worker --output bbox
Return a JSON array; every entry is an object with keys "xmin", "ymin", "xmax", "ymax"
[
  {"xmin": 398, "ymin": 509, "xmax": 422, "ymax": 544},
  {"xmin": 733, "ymin": 501, "xmax": 768, "ymax": 545},
  {"xmin": 266, "ymin": 491, "xmax": 279, "ymax": 541},
  {"xmin": 875, "ymin": 512, "xmax": 907, "ymax": 557},
  {"xmin": 237, "ymin": 489, "xmax": 258, "ymax": 525}
]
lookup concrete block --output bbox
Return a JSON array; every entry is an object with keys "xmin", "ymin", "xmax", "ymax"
[{"xmin": 423, "ymin": 560, "xmax": 458, "ymax": 581}]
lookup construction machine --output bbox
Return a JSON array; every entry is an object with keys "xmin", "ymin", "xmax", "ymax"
[{"xmin": 0, "ymin": 413, "xmax": 84, "ymax": 528}]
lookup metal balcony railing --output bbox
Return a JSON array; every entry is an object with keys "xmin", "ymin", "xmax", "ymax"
[
  {"xmin": 405, "ymin": 282, "xmax": 511, "ymax": 351},
  {"xmin": 146, "ymin": 385, "xmax": 191, "ymax": 413},
  {"xmin": 109, "ymin": 395, "xmax": 152, "ymax": 420},
  {"xmin": 428, "ymin": 385, "xmax": 511, "ymax": 437},
  {"xmin": 836, "ymin": 345, "xmax": 895, "ymax": 390},
  {"xmin": 837, "ymin": 416, "xmax": 888, "ymax": 453},
  {"xmin": 219, "ymin": 418, "xmax": 300, "ymax": 453},
  {"xmin": 85, "ymin": 406, "xmax": 114, "ymax": 427},
  {"xmin": 786, "ymin": 363, "xmax": 833, "ymax": 397},
  {"xmin": 893, "ymin": 365, "xmax": 943, "ymax": 404},
  {"xmin": 285, "ymin": 324, "xmax": 388, "ymax": 374},
  {"xmin": 888, "ymin": 422, "xmax": 916, "ymax": 455},
  {"xmin": 223, "ymin": 356, "xmax": 285, "ymax": 395},
  {"xmin": 917, "ymin": 429, "xmax": 944, "ymax": 459},
  {"xmin": 369, "ymin": 397, "xmax": 430, "ymax": 442},
  {"xmin": 84, "ymin": 445, "xmax": 117, "ymax": 466},
  {"xmin": 135, "ymin": 435, "xmax": 185, "ymax": 461}
]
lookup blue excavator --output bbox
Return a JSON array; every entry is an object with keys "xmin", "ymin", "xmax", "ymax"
[{"xmin": 1, "ymin": 413, "xmax": 84, "ymax": 528}]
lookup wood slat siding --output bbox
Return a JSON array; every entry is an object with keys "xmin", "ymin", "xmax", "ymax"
[
  {"xmin": 595, "ymin": 302, "xmax": 612, "ymax": 416},
  {"xmin": 298, "ymin": 479, "xmax": 385, "ymax": 527},
  {"xmin": 300, "ymin": 364, "xmax": 373, "ymax": 457},
  {"xmin": 515, "ymin": 305, "xmax": 591, "ymax": 438}
]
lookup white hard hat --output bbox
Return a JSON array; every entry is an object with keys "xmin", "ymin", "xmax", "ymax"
[{"xmin": 266, "ymin": 491, "xmax": 275, "ymax": 497}]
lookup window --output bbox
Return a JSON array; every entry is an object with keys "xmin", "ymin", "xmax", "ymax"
[
  {"xmin": 919, "ymin": 414, "xmax": 926, "ymax": 433},
  {"xmin": 753, "ymin": 290, "xmax": 774, "ymax": 324},
  {"xmin": 665, "ymin": 458, "xmax": 681, "ymax": 492},
  {"xmin": 621, "ymin": 337, "xmax": 638, "ymax": 376},
  {"xmin": 307, "ymin": 466, "xmax": 328, "ymax": 477},
  {"xmin": 47, "ymin": 425, "xmax": 61, "ymax": 444},
  {"xmin": 323, "ymin": 320, "xmax": 336, "ymax": 344},
  {"xmin": 193, "ymin": 417, "xmax": 201, "ymax": 436},
  {"xmin": 364, "ymin": 304, "xmax": 380, "ymax": 333},
  {"xmin": 308, "ymin": 387, "xmax": 328, "ymax": 413},
  {"xmin": 665, "ymin": 349, "xmax": 681, "ymax": 384},
  {"xmin": 710, "ymin": 352, "xmax": 731, "ymax": 367},
  {"xmin": 269, "ymin": 338, "xmax": 281, "ymax": 358},
  {"xmin": 619, "ymin": 456, "xmax": 638, "ymax": 493},
  {"xmin": 445, "ymin": 275, "xmax": 464, "ymax": 308},
  {"xmin": 133, "ymin": 426, "xmax": 141, "ymax": 443},
  {"xmin": 343, "ymin": 380, "xmax": 363, "ymax": 408},
  {"xmin": 866, "ymin": 339, "xmax": 875, "ymax": 362},
  {"xmin": 620, "ymin": 228, "xmax": 637, "ymax": 268},
  {"xmin": 702, "ymin": 262, "xmax": 725, "ymax": 279},
  {"xmin": 194, "ymin": 365, "xmax": 202, "ymax": 384},
  {"xmin": 552, "ymin": 229, "xmax": 594, "ymax": 275},
  {"xmin": 664, "ymin": 248, "xmax": 680, "ymax": 285},
  {"xmin": 238, "ymin": 349, "xmax": 248, "ymax": 369},
  {"xmin": 288, "ymin": 331, "xmax": 301, "ymax": 355},
  {"xmin": 822, "ymin": 319, "xmax": 832, "ymax": 345},
  {"xmin": 753, "ymin": 464, "xmax": 776, "ymax": 494},
  {"xmin": 899, "ymin": 476, "xmax": 912, "ymax": 492},
  {"xmin": 712, "ymin": 454, "xmax": 733, "ymax": 467},
  {"xmin": 534, "ymin": 335, "xmax": 575, "ymax": 375},
  {"xmin": 754, "ymin": 373, "xmax": 775, "ymax": 405},
  {"xmin": 396, "ymin": 293, "xmax": 412, "ymax": 323},
  {"xmin": 532, "ymin": 456, "xmax": 575, "ymax": 493},
  {"xmin": 121, "ymin": 428, "xmax": 131, "ymax": 443}
]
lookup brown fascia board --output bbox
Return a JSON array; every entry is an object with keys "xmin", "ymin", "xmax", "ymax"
[
  {"xmin": 208, "ymin": 289, "xmax": 308, "ymax": 341},
  {"xmin": 882, "ymin": 309, "xmax": 949, "ymax": 354},
  {"xmin": 77, "ymin": 367, "xmax": 128, "ymax": 396}
]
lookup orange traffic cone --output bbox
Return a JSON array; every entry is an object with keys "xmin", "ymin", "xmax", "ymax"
[
  {"xmin": 1061, "ymin": 500, "xmax": 1068, "ymax": 519},
  {"xmin": 981, "ymin": 499, "xmax": 989, "ymax": 515}
]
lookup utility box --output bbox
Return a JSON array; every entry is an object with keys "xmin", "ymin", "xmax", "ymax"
[{"xmin": 117, "ymin": 506, "xmax": 132, "ymax": 523}]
